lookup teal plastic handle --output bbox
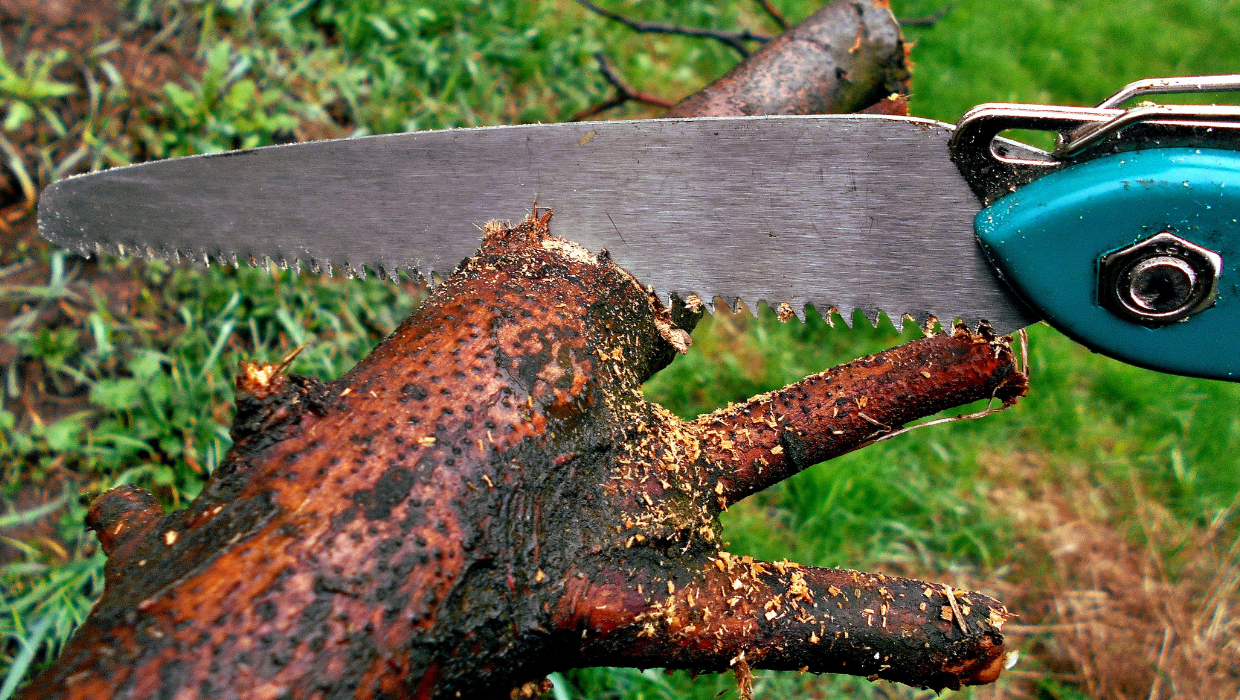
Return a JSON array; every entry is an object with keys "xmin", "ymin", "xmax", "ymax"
[{"xmin": 975, "ymin": 148, "xmax": 1240, "ymax": 381}]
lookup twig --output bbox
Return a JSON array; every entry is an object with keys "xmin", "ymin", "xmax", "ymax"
[
  {"xmin": 575, "ymin": 0, "xmax": 772, "ymax": 57},
  {"xmin": 871, "ymin": 329, "xmax": 1028, "ymax": 444},
  {"xmin": 897, "ymin": 5, "xmax": 953, "ymax": 28},
  {"xmin": 276, "ymin": 344, "xmax": 306, "ymax": 373},
  {"xmin": 755, "ymin": 0, "xmax": 788, "ymax": 31},
  {"xmin": 869, "ymin": 390, "xmax": 1008, "ymax": 442},
  {"xmin": 571, "ymin": 52, "xmax": 675, "ymax": 121},
  {"xmin": 942, "ymin": 584, "xmax": 969, "ymax": 634},
  {"xmin": 1018, "ymin": 327, "xmax": 1029, "ymax": 379}
]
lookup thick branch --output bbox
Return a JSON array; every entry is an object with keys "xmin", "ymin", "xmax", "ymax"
[
  {"xmin": 694, "ymin": 327, "xmax": 1025, "ymax": 503},
  {"xmin": 19, "ymin": 4, "xmax": 1019, "ymax": 698},
  {"xmin": 569, "ymin": 561, "xmax": 1007, "ymax": 689},
  {"xmin": 23, "ymin": 212, "xmax": 1021, "ymax": 699}
]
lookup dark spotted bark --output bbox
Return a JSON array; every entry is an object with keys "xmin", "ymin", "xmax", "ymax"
[
  {"xmin": 30, "ymin": 215, "xmax": 1023, "ymax": 700},
  {"xmin": 20, "ymin": 2, "xmax": 1026, "ymax": 698}
]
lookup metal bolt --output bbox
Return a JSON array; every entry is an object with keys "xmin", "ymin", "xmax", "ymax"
[
  {"xmin": 1098, "ymin": 232, "xmax": 1222, "ymax": 327},
  {"xmin": 1125, "ymin": 256, "xmax": 1196, "ymax": 313}
]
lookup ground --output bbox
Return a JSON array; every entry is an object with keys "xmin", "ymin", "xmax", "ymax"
[{"xmin": 1, "ymin": 1, "xmax": 1240, "ymax": 699}]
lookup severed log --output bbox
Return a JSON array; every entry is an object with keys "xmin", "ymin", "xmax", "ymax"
[
  {"xmin": 664, "ymin": 0, "xmax": 912, "ymax": 118},
  {"xmin": 576, "ymin": 0, "xmax": 910, "ymax": 120},
  {"xmin": 20, "ymin": 2, "xmax": 1022, "ymax": 698}
]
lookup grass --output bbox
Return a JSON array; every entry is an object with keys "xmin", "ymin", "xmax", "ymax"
[{"xmin": 2, "ymin": 0, "xmax": 1240, "ymax": 697}]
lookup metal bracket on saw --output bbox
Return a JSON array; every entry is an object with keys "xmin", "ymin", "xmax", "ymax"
[{"xmin": 950, "ymin": 74, "xmax": 1240, "ymax": 205}]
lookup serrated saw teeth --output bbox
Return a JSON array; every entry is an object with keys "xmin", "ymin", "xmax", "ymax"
[
  {"xmin": 66, "ymin": 241, "xmax": 996, "ymax": 336},
  {"xmin": 72, "ymin": 240, "xmax": 445, "ymax": 286}
]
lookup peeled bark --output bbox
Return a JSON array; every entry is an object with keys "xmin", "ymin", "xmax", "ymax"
[{"xmin": 20, "ymin": 2, "xmax": 1025, "ymax": 698}]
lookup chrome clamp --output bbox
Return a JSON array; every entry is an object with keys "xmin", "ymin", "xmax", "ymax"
[{"xmin": 950, "ymin": 74, "xmax": 1240, "ymax": 204}]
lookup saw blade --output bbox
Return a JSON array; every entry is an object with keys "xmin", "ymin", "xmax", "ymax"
[{"xmin": 37, "ymin": 114, "xmax": 1038, "ymax": 333}]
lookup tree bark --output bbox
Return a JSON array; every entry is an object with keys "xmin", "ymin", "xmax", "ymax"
[
  {"xmin": 21, "ymin": 2, "xmax": 1024, "ymax": 698},
  {"xmin": 665, "ymin": 0, "xmax": 911, "ymax": 118}
]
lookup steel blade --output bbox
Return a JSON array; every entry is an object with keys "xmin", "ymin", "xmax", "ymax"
[{"xmin": 38, "ymin": 115, "xmax": 1038, "ymax": 333}]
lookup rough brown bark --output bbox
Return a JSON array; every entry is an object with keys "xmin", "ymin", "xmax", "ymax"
[
  {"xmin": 20, "ymin": 2, "xmax": 1025, "ymax": 698},
  {"xmin": 26, "ymin": 215, "xmax": 1023, "ymax": 700}
]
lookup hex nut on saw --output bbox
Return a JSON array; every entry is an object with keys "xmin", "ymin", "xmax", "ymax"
[{"xmin": 1098, "ymin": 231, "xmax": 1222, "ymax": 327}]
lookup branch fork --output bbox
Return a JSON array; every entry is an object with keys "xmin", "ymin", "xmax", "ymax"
[{"xmin": 20, "ymin": 3, "xmax": 1021, "ymax": 698}]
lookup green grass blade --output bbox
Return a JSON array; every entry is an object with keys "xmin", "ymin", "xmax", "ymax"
[
  {"xmin": 0, "ymin": 614, "xmax": 52, "ymax": 700},
  {"xmin": 197, "ymin": 318, "xmax": 236, "ymax": 381},
  {"xmin": 0, "ymin": 495, "xmax": 67, "ymax": 529}
]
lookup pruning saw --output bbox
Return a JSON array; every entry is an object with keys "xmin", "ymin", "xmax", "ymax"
[{"xmin": 36, "ymin": 74, "xmax": 1240, "ymax": 381}]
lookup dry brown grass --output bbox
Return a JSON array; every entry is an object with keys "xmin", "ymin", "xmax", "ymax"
[{"xmin": 978, "ymin": 454, "xmax": 1240, "ymax": 700}]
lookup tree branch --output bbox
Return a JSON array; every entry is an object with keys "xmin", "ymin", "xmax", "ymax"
[
  {"xmin": 18, "ymin": 3, "xmax": 1018, "ymax": 698},
  {"xmin": 898, "ymin": 4, "xmax": 953, "ymax": 28},
  {"xmin": 572, "ymin": 52, "xmax": 675, "ymax": 121},
  {"xmin": 27, "ymin": 212, "xmax": 1020, "ymax": 699},
  {"xmin": 666, "ymin": 0, "xmax": 912, "ymax": 117},
  {"xmin": 756, "ymin": 0, "xmax": 789, "ymax": 31},
  {"xmin": 692, "ymin": 326, "xmax": 1025, "ymax": 505},
  {"xmin": 575, "ymin": 0, "xmax": 772, "ymax": 58}
]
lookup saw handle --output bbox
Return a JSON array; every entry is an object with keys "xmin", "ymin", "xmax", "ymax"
[
  {"xmin": 960, "ymin": 74, "xmax": 1240, "ymax": 381},
  {"xmin": 975, "ymin": 147, "xmax": 1240, "ymax": 381}
]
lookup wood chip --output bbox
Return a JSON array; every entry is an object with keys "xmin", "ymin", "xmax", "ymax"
[{"xmin": 942, "ymin": 584, "xmax": 969, "ymax": 633}]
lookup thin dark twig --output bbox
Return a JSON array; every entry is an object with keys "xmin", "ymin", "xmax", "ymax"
[
  {"xmin": 592, "ymin": 53, "xmax": 676, "ymax": 108},
  {"xmin": 575, "ymin": 0, "xmax": 772, "ymax": 58},
  {"xmin": 755, "ymin": 0, "xmax": 789, "ymax": 31},
  {"xmin": 897, "ymin": 4, "xmax": 953, "ymax": 27},
  {"xmin": 572, "ymin": 52, "xmax": 676, "ymax": 121}
]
